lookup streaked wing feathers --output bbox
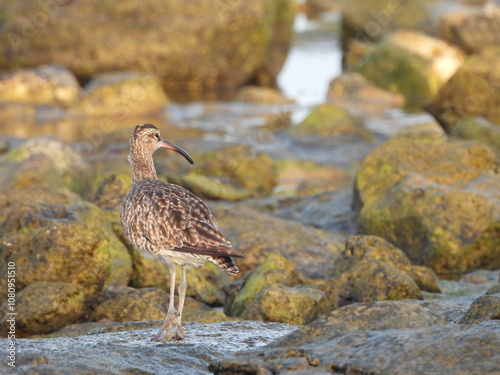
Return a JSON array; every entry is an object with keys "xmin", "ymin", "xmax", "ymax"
[{"xmin": 132, "ymin": 180, "xmax": 243, "ymax": 258}]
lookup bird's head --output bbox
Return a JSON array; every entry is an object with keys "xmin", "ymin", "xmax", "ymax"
[{"xmin": 129, "ymin": 124, "xmax": 194, "ymax": 164}]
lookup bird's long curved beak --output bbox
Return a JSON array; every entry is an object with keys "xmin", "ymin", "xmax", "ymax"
[{"xmin": 160, "ymin": 140, "xmax": 194, "ymax": 164}]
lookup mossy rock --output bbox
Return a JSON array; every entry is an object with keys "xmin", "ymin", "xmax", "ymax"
[
  {"xmin": 229, "ymin": 254, "xmax": 300, "ymax": 316},
  {"xmin": 274, "ymin": 159, "xmax": 351, "ymax": 196},
  {"xmin": 289, "ymin": 103, "xmax": 372, "ymax": 141},
  {"xmin": 92, "ymin": 287, "xmax": 167, "ymax": 322},
  {"xmin": 452, "ymin": 117, "xmax": 500, "ymax": 158},
  {"xmin": 188, "ymin": 145, "xmax": 277, "ymax": 196},
  {"xmin": 241, "ymin": 284, "xmax": 330, "ymax": 324},
  {"xmin": 321, "ymin": 258, "xmax": 422, "ymax": 308},
  {"xmin": 0, "ymin": 65, "xmax": 80, "ymax": 107},
  {"xmin": 182, "ymin": 308, "xmax": 234, "ymax": 324},
  {"xmin": 341, "ymin": 0, "xmax": 429, "ymax": 48},
  {"xmin": 235, "ymin": 86, "xmax": 293, "ymax": 104},
  {"xmin": 426, "ymin": 52, "xmax": 500, "ymax": 132},
  {"xmin": 355, "ymin": 138, "xmax": 500, "ymax": 274},
  {"xmin": 359, "ymin": 30, "xmax": 464, "ymax": 105},
  {"xmin": 459, "ymin": 294, "xmax": 500, "ymax": 324},
  {"xmin": 209, "ymin": 201, "xmax": 343, "ymax": 280},
  {"xmin": 130, "ymin": 253, "xmax": 229, "ymax": 307},
  {"xmin": 70, "ymin": 72, "xmax": 169, "ymax": 117},
  {"xmin": 355, "ymin": 138, "xmax": 498, "ymax": 209},
  {"xmin": 0, "ymin": 137, "xmax": 87, "ymax": 194},
  {"xmin": 334, "ymin": 235, "xmax": 441, "ymax": 293},
  {"xmin": 440, "ymin": 8, "xmax": 500, "ymax": 54},
  {"xmin": 0, "ymin": 282, "xmax": 85, "ymax": 337},
  {"xmin": 0, "ymin": 0, "xmax": 294, "ymax": 91},
  {"xmin": 166, "ymin": 174, "xmax": 254, "ymax": 201},
  {"xmin": 0, "ymin": 201, "xmax": 131, "ymax": 300}
]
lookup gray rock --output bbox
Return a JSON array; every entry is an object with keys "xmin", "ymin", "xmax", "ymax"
[
  {"xmin": 211, "ymin": 301, "xmax": 500, "ymax": 375},
  {"xmin": 0, "ymin": 321, "xmax": 297, "ymax": 375}
]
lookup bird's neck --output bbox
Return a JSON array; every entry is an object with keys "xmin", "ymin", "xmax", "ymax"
[{"xmin": 129, "ymin": 149, "xmax": 158, "ymax": 183}]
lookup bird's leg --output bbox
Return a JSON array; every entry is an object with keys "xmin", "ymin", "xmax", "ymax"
[
  {"xmin": 170, "ymin": 265, "xmax": 188, "ymax": 340},
  {"xmin": 155, "ymin": 261, "xmax": 185, "ymax": 342},
  {"xmin": 177, "ymin": 265, "xmax": 188, "ymax": 321}
]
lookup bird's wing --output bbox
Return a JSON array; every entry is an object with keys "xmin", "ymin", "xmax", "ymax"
[{"xmin": 134, "ymin": 180, "xmax": 243, "ymax": 258}]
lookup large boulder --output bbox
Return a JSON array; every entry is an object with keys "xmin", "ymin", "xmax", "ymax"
[
  {"xmin": 0, "ymin": 0, "xmax": 295, "ymax": 90},
  {"xmin": 426, "ymin": 52, "xmax": 500, "ymax": 132},
  {"xmin": 359, "ymin": 30, "xmax": 465, "ymax": 104},
  {"xmin": 355, "ymin": 137, "xmax": 500, "ymax": 274}
]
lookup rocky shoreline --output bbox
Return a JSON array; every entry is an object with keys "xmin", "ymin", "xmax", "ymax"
[{"xmin": 0, "ymin": 0, "xmax": 499, "ymax": 374}]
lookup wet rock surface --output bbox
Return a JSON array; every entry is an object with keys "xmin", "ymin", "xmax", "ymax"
[
  {"xmin": 0, "ymin": 321, "xmax": 297, "ymax": 375},
  {"xmin": 211, "ymin": 300, "xmax": 500, "ymax": 375}
]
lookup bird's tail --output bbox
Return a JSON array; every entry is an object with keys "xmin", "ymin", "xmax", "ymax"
[{"xmin": 212, "ymin": 256, "xmax": 240, "ymax": 275}]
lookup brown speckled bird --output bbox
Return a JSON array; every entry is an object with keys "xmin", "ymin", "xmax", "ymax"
[{"xmin": 120, "ymin": 124, "xmax": 243, "ymax": 342}]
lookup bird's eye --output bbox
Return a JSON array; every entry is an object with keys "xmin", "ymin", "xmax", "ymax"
[{"xmin": 154, "ymin": 133, "xmax": 161, "ymax": 140}]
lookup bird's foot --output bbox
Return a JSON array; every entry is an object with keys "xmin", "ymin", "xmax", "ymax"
[{"xmin": 155, "ymin": 307, "xmax": 186, "ymax": 343}]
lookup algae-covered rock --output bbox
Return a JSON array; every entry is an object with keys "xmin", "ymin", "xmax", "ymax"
[
  {"xmin": 289, "ymin": 103, "xmax": 372, "ymax": 141},
  {"xmin": 0, "ymin": 65, "xmax": 80, "ymax": 107},
  {"xmin": 274, "ymin": 159, "xmax": 351, "ymax": 196},
  {"xmin": 92, "ymin": 286, "xmax": 167, "ymax": 322},
  {"xmin": 130, "ymin": 253, "xmax": 229, "ymax": 307},
  {"xmin": 186, "ymin": 145, "xmax": 277, "ymax": 197},
  {"xmin": 440, "ymin": 7, "xmax": 500, "ymax": 54},
  {"xmin": 426, "ymin": 52, "xmax": 500, "ymax": 132},
  {"xmin": 209, "ymin": 202, "xmax": 343, "ymax": 280},
  {"xmin": 0, "ymin": 137, "xmax": 87, "ymax": 193},
  {"xmin": 166, "ymin": 173, "xmax": 254, "ymax": 201},
  {"xmin": 356, "ymin": 138, "xmax": 500, "ymax": 274},
  {"xmin": 359, "ymin": 30, "xmax": 465, "ymax": 104},
  {"xmin": 459, "ymin": 293, "xmax": 500, "ymax": 324},
  {"xmin": 341, "ymin": 0, "xmax": 429, "ymax": 48},
  {"xmin": 229, "ymin": 254, "xmax": 299, "ymax": 316},
  {"xmin": 322, "ymin": 257, "xmax": 422, "ymax": 309},
  {"xmin": 452, "ymin": 117, "xmax": 500, "ymax": 157},
  {"xmin": 235, "ymin": 86, "xmax": 294, "ymax": 104},
  {"xmin": 0, "ymin": 282, "xmax": 85, "ymax": 337},
  {"xmin": 327, "ymin": 72, "xmax": 405, "ymax": 111},
  {"xmin": 334, "ymin": 235, "xmax": 441, "ymax": 294},
  {"xmin": 70, "ymin": 72, "xmax": 169, "ymax": 117},
  {"xmin": 0, "ymin": 0, "xmax": 294, "ymax": 90},
  {"xmin": 0, "ymin": 201, "xmax": 131, "ymax": 301},
  {"xmin": 241, "ymin": 284, "xmax": 330, "ymax": 324}
]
